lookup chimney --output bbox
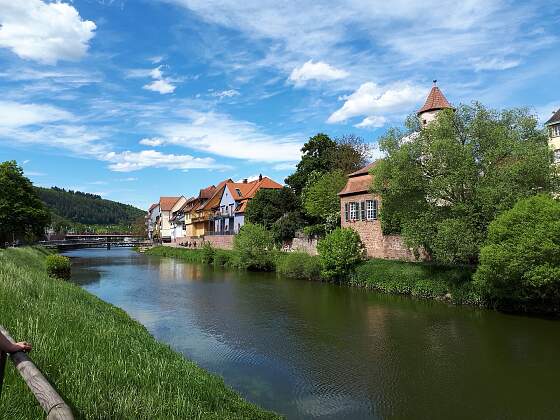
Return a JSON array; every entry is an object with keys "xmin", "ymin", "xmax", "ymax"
[
  {"xmin": 243, "ymin": 178, "xmax": 248, "ymax": 184},
  {"xmin": 259, "ymin": 174, "xmax": 262, "ymax": 181}
]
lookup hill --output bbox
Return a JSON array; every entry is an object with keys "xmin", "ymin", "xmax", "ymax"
[{"xmin": 35, "ymin": 186, "xmax": 144, "ymax": 226}]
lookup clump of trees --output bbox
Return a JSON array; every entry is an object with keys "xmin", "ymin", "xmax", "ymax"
[
  {"xmin": 317, "ymin": 227, "xmax": 365, "ymax": 280},
  {"xmin": 0, "ymin": 161, "xmax": 50, "ymax": 245},
  {"xmin": 246, "ymin": 133, "xmax": 371, "ymax": 241},
  {"xmin": 372, "ymin": 104, "xmax": 557, "ymax": 265},
  {"xmin": 232, "ymin": 223, "xmax": 276, "ymax": 271},
  {"xmin": 474, "ymin": 194, "xmax": 560, "ymax": 311}
]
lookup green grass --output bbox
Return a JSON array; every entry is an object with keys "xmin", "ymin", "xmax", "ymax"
[
  {"xmin": 352, "ymin": 259, "xmax": 481, "ymax": 304},
  {"xmin": 143, "ymin": 246, "xmax": 207, "ymax": 263},
  {"xmin": 0, "ymin": 247, "xmax": 279, "ymax": 419}
]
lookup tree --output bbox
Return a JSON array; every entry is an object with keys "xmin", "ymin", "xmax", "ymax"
[
  {"xmin": 0, "ymin": 161, "xmax": 50, "ymax": 245},
  {"xmin": 271, "ymin": 211, "xmax": 305, "ymax": 244},
  {"xmin": 245, "ymin": 187, "xmax": 300, "ymax": 229},
  {"xmin": 474, "ymin": 194, "xmax": 560, "ymax": 312},
  {"xmin": 232, "ymin": 223, "xmax": 276, "ymax": 271},
  {"xmin": 373, "ymin": 104, "xmax": 556, "ymax": 264},
  {"xmin": 332, "ymin": 134, "xmax": 371, "ymax": 175},
  {"xmin": 317, "ymin": 227, "xmax": 365, "ymax": 281},
  {"xmin": 302, "ymin": 170, "xmax": 347, "ymax": 220},
  {"xmin": 285, "ymin": 133, "xmax": 371, "ymax": 194},
  {"xmin": 285, "ymin": 133, "xmax": 337, "ymax": 194}
]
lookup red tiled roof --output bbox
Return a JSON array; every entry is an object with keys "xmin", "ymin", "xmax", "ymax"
[
  {"xmin": 417, "ymin": 85, "xmax": 453, "ymax": 115},
  {"xmin": 148, "ymin": 203, "xmax": 158, "ymax": 212},
  {"xmin": 199, "ymin": 186, "xmax": 216, "ymax": 199},
  {"xmin": 226, "ymin": 176, "xmax": 283, "ymax": 213},
  {"xmin": 159, "ymin": 196, "xmax": 180, "ymax": 211},
  {"xmin": 198, "ymin": 179, "xmax": 232, "ymax": 211},
  {"xmin": 545, "ymin": 109, "xmax": 560, "ymax": 126},
  {"xmin": 347, "ymin": 161, "xmax": 379, "ymax": 177}
]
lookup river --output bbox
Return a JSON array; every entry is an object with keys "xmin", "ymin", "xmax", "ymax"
[{"xmin": 67, "ymin": 248, "xmax": 559, "ymax": 419}]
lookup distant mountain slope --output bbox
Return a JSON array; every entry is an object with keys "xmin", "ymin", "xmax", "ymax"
[{"xmin": 35, "ymin": 186, "xmax": 144, "ymax": 225}]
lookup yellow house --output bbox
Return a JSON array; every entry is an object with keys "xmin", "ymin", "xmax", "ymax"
[
  {"xmin": 545, "ymin": 109, "xmax": 560, "ymax": 164},
  {"xmin": 191, "ymin": 180, "xmax": 230, "ymax": 237}
]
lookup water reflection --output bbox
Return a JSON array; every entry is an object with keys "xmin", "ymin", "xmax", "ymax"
[{"xmin": 66, "ymin": 248, "xmax": 560, "ymax": 420}]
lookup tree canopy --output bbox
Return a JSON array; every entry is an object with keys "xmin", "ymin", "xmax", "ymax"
[
  {"xmin": 0, "ymin": 161, "xmax": 50, "ymax": 244},
  {"xmin": 244, "ymin": 187, "xmax": 300, "ymax": 229},
  {"xmin": 372, "ymin": 104, "xmax": 557, "ymax": 264}
]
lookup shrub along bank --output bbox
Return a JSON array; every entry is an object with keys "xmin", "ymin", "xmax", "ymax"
[{"xmin": 0, "ymin": 247, "xmax": 278, "ymax": 420}]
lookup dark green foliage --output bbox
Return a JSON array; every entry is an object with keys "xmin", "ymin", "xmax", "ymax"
[
  {"xmin": 474, "ymin": 194, "xmax": 560, "ymax": 312},
  {"xmin": 271, "ymin": 211, "xmax": 305, "ymax": 244},
  {"xmin": 285, "ymin": 133, "xmax": 370, "ymax": 195},
  {"xmin": 317, "ymin": 227, "xmax": 365, "ymax": 281},
  {"xmin": 232, "ymin": 224, "xmax": 276, "ymax": 271},
  {"xmin": 201, "ymin": 242, "xmax": 216, "ymax": 264},
  {"xmin": 35, "ymin": 186, "xmax": 144, "ymax": 226},
  {"xmin": 245, "ymin": 187, "xmax": 300, "ymax": 229},
  {"xmin": 213, "ymin": 249, "xmax": 233, "ymax": 267},
  {"xmin": 373, "ymin": 105, "xmax": 557, "ymax": 264},
  {"xmin": 352, "ymin": 259, "xmax": 477, "ymax": 303},
  {"xmin": 276, "ymin": 252, "xmax": 321, "ymax": 281},
  {"xmin": 0, "ymin": 247, "xmax": 278, "ymax": 419},
  {"xmin": 0, "ymin": 161, "xmax": 50, "ymax": 244},
  {"xmin": 45, "ymin": 254, "xmax": 71, "ymax": 279}
]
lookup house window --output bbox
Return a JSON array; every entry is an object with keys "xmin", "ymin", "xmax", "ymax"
[
  {"xmin": 554, "ymin": 149, "xmax": 560, "ymax": 163},
  {"xmin": 366, "ymin": 200, "xmax": 378, "ymax": 220},
  {"xmin": 349, "ymin": 202, "xmax": 357, "ymax": 221},
  {"xmin": 235, "ymin": 188, "xmax": 242, "ymax": 197}
]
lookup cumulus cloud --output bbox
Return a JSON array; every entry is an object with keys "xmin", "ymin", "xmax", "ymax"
[
  {"xmin": 142, "ymin": 65, "xmax": 176, "ymax": 94},
  {"xmin": 328, "ymin": 82, "xmax": 425, "ymax": 125},
  {"xmin": 103, "ymin": 150, "xmax": 222, "ymax": 172},
  {"xmin": 0, "ymin": 0, "xmax": 96, "ymax": 64},
  {"xmin": 158, "ymin": 110, "xmax": 303, "ymax": 163},
  {"xmin": 289, "ymin": 60, "xmax": 349, "ymax": 86},
  {"xmin": 354, "ymin": 115, "xmax": 387, "ymax": 128},
  {"xmin": 139, "ymin": 137, "xmax": 165, "ymax": 146}
]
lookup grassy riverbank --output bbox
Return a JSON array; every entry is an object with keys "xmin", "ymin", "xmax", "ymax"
[
  {"xmin": 145, "ymin": 246, "xmax": 479, "ymax": 305},
  {"xmin": 0, "ymin": 247, "xmax": 279, "ymax": 419}
]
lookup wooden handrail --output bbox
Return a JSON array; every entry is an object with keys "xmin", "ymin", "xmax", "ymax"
[{"xmin": 0, "ymin": 326, "xmax": 74, "ymax": 420}]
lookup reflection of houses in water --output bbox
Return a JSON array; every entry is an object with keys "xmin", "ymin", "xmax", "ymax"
[{"xmin": 157, "ymin": 258, "xmax": 206, "ymax": 282}]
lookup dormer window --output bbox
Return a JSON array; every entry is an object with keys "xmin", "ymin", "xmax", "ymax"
[{"xmin": 235, "ymin": 188, "xmax": 242, "ymax": 197}]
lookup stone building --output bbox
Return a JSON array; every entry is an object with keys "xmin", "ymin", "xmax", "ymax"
[{"xmin": 338, "ymin": 82, "xmax": 454, "ymax": 260}]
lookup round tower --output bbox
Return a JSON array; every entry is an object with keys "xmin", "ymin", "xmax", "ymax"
[{"xmin": 417, "ymin": 80, "xmax": 454, "ymax": 128}]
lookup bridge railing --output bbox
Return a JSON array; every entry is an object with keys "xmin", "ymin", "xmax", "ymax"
[{"xmin": 0, "ymin": 326, "xmax": 74, "ymax": 420}]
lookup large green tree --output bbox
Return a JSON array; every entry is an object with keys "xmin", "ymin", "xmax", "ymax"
[
  {"xmin": 245, "ymin": 187, "xmax": 300, "ymax": 229},
  {"xmin": 302, "ymin": 170, "xmax": 347, "ymax": 232},
  {"xmin": 285, "ymin": 133, "xmax": 371, "ymax": 195},
  {"xmin": 372, "ymin": 104, "xmax": 557, "ymax": 264},
  {"xmin": 0, "ymin": 161, "xmax": 50, "ymax": 245}
]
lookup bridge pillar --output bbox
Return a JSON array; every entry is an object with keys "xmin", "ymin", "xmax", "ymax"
[{"xmin": 107, "ymin": 236, "xmax": 111, "ymax": 250}]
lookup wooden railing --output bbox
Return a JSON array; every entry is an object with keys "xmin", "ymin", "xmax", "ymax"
[{"xmin": 0, "ymin": 326, "xmax": 74, "ymax": 420}]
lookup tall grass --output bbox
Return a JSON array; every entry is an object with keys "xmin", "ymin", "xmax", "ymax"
[
  {"xmin": 0, "ymin": 247, "xmax": 279, "ymax": 419},
  {"xmin": 352, "ymin": 259, "xmax": 480, "ymax": 304}
]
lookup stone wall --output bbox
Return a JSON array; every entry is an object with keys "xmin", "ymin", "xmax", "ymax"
[
  {"xmin": 203, "ymin": 235, "xmax": 234, "ymax": 250},
  {"xmin": 289, "ymin": 236, "xmax": 318, "ymax": 255},
  {"xmin": 340, "ymin": 192, "xmax": 417, "ymax": 261}
]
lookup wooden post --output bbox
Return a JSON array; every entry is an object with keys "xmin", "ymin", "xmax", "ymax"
[
  {"xmin": 0, "ymin": 350, "xmax": 6, "ymax": 399},
  {"xmin": 0, "ymin": 327, "xmax": 74, "ymax": 420}
]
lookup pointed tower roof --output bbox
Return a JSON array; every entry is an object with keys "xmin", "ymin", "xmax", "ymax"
[{"xmin": 417, "ymin": 81, "xmax": 453, "ymax": 115}]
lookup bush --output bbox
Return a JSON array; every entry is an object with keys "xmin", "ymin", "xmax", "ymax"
[
  {"xmin": 474, "ymin": 194, "xmax": 560, "ymax": 312},
  {"xmin": 232, "ymin": 224, "xmax": 276, "ymax": 271},
  {"xmin": 213, "ymin": 249, "xmax": 232, "ymax": 267},
  {"xmin": 317, "ymin": 227, "xmax": 365, "ymax": 281},
  {"xmin": 45, "ymin": 254, "xmax": 71, "ymax": 279},
  {"xmin": 201, "ymin": 242, "xmax": 215, "ymax": 264},
  {"xmin": 276, "ymin": 252, "xmax": 321, "ymax": 281}
]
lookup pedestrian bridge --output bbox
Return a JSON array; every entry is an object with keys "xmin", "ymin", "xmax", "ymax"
[{"xmin": 40, "ymin": 234, "xmax": 151, "ymax": 250}]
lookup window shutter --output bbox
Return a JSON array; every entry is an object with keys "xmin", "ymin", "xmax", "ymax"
[
  {"xmin": 344, "ymin": 202, "xmax": 349, "ymax": 222},
  {"xmin": 373, "ymin": 200, "xmax": 378, "ymax": 219},
  {"xmin": 360, "ymin": 201, "xmax": 366, "ymax": 220}
]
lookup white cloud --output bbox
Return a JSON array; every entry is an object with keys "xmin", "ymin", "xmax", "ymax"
[
  {"xmin": 355, "ymin": 115, "xmax": 387, "ymax": 129},
  {"xmin": 158, "ymin": 110, "xmax": 303, "ymax": 163},
  {"xmin": 119, "ymin": 177, "xmax": 138, "ymax": 182},
  {"xmin": 473, "ymin": 57, "xmax": 521, "ymax": 72},
  {"xmin": 143, "ymin": 79, "xmax": 176, "ymax": 94},
  {"xmin": 272, "ymin": 162, "xmax": 297, "ymax": 171},
  {"xmin": 289, "ymin": 60, "xmax": 349, "ymax": 86},
  {"xmin": 328, "ymin": 82, "xmax": 425, "ymax": 125},
  {"xmin": 103, "ymin": 150, "xmax": 222, "ymax": 172},
  {"xmin": 211, "ymin": 89, "xmax": 240, "ymax": 99},
  {"xmin": 0, "ymin": 101, "xmax": 73, "ymax": 128},
  {"xmin": 139, "ymin": 137, "xmax": 165, "ymax": 146},
  {"xmin": 0, "ymin": 0, "xmax": 96, "ymax": 64},
  {"xmin": 142, "ymin": 65, "xmax": 176, "ymax": 94}
]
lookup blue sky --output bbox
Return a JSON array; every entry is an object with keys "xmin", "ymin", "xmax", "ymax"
[{"xmin": 0, "ymin": 0, "xmax": 559, "ymax": 210}]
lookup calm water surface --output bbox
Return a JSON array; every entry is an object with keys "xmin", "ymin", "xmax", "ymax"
[{"xmin": 67, "ymin": 248, "xmax": 559, "ymax": 419}]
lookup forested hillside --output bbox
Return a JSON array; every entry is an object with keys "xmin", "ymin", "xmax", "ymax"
[{"xmin": 35, "ymin": 187, "xmax": 144, "ymax": 225}]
